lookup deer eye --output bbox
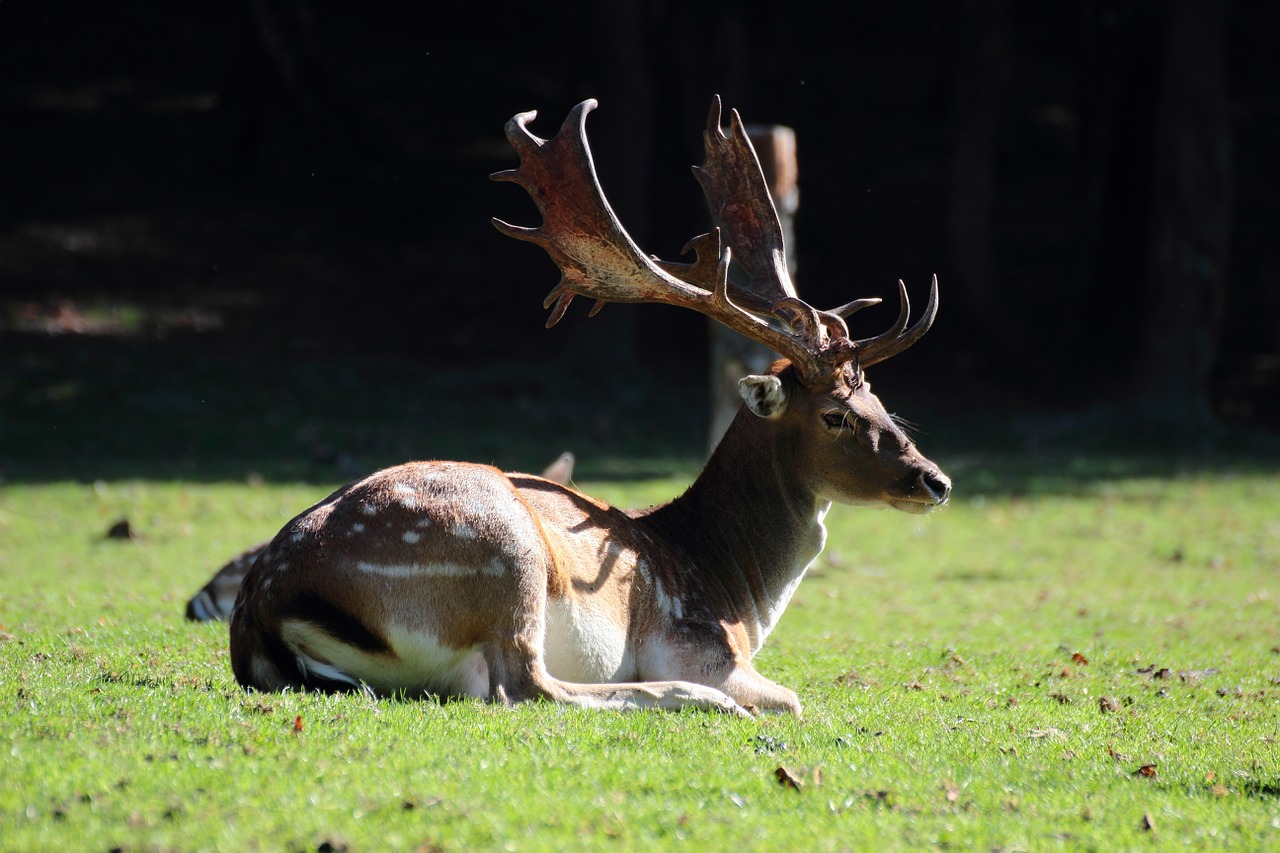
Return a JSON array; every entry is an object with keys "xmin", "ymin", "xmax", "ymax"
[{"xmin": 823, "ymin": 411, "xmax": 854, "ymax": 431}]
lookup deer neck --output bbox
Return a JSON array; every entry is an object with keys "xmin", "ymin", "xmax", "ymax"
[{"xmin": 641, "ymin": 407, "xmax": 829, "ymax": 654}]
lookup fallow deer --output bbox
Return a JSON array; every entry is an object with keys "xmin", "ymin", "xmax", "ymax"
[
  {"xmin": 228, "ymin": 97, "xmax": 950, "ymax": 716},
  {"xmin": 186, "ymin": 453, "xmax": 576, "ymax": 622}
]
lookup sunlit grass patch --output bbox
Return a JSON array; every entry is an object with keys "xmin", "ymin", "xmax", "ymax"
[{"xmin": 2, "ymin": 465, "xmax": 1279, "ymax": 849}]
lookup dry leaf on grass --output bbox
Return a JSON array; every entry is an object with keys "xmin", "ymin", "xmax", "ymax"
[
  {"xmin": 105, "ymin": 519, "xmax": 137, "ymax": 540},
  {"xmin": 1180, "ymin": 668, "xmax": 1219, "ymax": 683},
  {"xmin": 1028, "ymin": 728, "xmax": 1067, "ymax": 741},
  {"xmin": 775, "ymin": 766, "xmax": 803, "ymax": 791}
]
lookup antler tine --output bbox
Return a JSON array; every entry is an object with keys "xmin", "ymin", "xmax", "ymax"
[
  {"xmin": 805, "ymin": 297, "xmax": 882, "ymax": 351},
  {"xmin": 488, "ymin": 97, "xmax": 665, "ymax": 325},
  {"xmin": 692, "ymin": 95, "xmax": 797, "ymax": 315},
  {"xmin": 859, "ymin": 281, "xmax": 912, "ymax": 349},
  {"xmin": 493, "ymin": 99, "xmax": 940, "ymax": 382},
  {"xmin": 491, "ymin": 99, "xmax": 831, "ymax": 378},
  {"xmin": 854, "ymin": 275, "xmax": 939, "ymax": 368},
  {"xmin": 491, "ymin": 99, "xmax": 712, "ymax": 314},
  {"xmin": 829, "ymin": 297, "xmax": 883, "ymax": 318}
]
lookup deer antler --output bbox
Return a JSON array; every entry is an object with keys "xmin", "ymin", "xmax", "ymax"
[
  {"xmin": 491, "ymin": 97, "xmax": 935, "ymax": 384},
  {"xmin": 491, "ymin": 99, "xmax": 826, "ymax": 377},
  {"xmin": 691, "ymin": 95, "xmax": 797, "ymax": 315},
  {"xmin": 853, "ymin": 275, "xmax": 939, "ymax": 368}
]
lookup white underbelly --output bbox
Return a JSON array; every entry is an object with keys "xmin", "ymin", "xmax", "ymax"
[
  {"xmin": 542, "ymin": 597, "xmax": 633, "ymax": 683},
  {"xmin": 280, "ymin": 619, "xmax": 489, "ymax": 699}
]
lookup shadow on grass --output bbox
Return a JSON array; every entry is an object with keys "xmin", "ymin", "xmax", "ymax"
[
  {"xmin": 5, "ymin": 332, "xmax": 1280, "ymax": 494},
  {"xmin": 930, "ymin": 408, "xmax": 1280, "ymax": 498},
  {"xmin": 1240, "ymin": 779, "xmax": 1280, "ymax": 800},
  {"xmin": 1, "ymin": 332, "xmax": 708, "ymax": 486}
]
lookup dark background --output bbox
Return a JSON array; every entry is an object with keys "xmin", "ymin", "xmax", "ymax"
[{"xmin": 2, "ymin": 1, "xmax": 1278, "ymax": 482}]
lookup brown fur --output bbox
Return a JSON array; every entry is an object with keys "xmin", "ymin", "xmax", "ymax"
[
  {"xmin": 186, "ymin": 453, "xmax": 575, "ymax": 623},
  {"xmin": 228, "ymin": 364, "xmax": 949, "ymax": 716}
]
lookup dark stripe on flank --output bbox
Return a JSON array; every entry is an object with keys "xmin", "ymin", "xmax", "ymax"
[
  {"xmin": 229, "ymin": 604, "xmax": 307, "ymax": 690},
  {"xmin": 184, "ymin": 593, "xmax": 207, "ymax": 621},
  {"xmin": 283, "ymin": 591, "xmax": 392, "ymax": 655}
]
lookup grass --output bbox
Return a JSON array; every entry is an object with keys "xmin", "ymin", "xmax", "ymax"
[
  {"xmin": 3, "ymin": 339, "xmax": 1280, "ymax": 849},
  {"xmin": 3, "ymin": 463, "xmax": 1280, "ymax": 851}
]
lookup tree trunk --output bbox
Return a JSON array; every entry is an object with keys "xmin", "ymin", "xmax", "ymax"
[
  {"xmin": 946, "ymin": 0, "xmax": 1011, "ymax": 350},
  {"xmin": 1126, "ymin": 0, "xmax": 1232, "ymax": 431},
  {"xmin": 219, "ymin": 0, "xmax": 348, "ymax": 180}
]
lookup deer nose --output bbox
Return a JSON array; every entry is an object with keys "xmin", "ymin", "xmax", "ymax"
[{"xmin": 920, "ymin": 469, "xmax": 951, "ymax": 504}]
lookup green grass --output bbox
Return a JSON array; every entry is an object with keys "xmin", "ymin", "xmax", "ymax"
[{"xmin": 3, "ymin": 464, "xmax": 1280, "ymax": 851}]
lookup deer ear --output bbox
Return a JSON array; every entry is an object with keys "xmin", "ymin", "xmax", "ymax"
[{"xmin": 738, "ymin": 375, "xmax": 788, "ymax": 419}]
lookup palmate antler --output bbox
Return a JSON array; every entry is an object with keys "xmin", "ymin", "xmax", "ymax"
[{"xmin": 491, "ymin": 96, "xmax": 936, "ymax": 384}]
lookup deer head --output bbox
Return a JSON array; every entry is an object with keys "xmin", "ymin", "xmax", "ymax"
[{"xmin": 493, "ymin": 96, "xmax": 949, "ymax": 514}]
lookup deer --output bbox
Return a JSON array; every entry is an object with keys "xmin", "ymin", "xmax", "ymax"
[
  {"xmin": 228, "ymin": 96, "xmax": 950, "ymax": 716},
  {"xmin": 185, "ymin": 453, "xmax": 576, "ymax": 622}
]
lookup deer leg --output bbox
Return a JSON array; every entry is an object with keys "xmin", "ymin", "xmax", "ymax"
[
  {"xmin": 548, "ymin": 677, "xmax": 753, "ymax": 716},
  {"xmin": 648, "ymin": 655, "xmax": 801, "ymax": 716},
  {"xmin": 478, "ymin": 599, "xmax": 749, "ymax": 715},
  {"xmin": 638, "ymin": 628, "xmax": 802, "ymax": 716},
  {"xmin": 709, "ymin": 664, "xmax": 802, "ymax": 716},
  {"xmin": 481, "ymin": 633, "xmax": 752, "ymax": 716}
]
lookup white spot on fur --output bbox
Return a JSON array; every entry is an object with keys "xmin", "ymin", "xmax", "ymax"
[
  {"xmin": 290, "ymin": 531, "xmax": 305, "ymax": 544},
  {"xmin": 353, "ymin": 559, "xmax": 505, "ymax": 578},
  {"xmin": 402, "ymin": 530, "xmax": 421, "ymax": 544},
  {"xmin": 653, "ymin": 578, "xmax": 684, "ymax": 620},
  {"xmin": 452, "ymin": 524, "xmax": 479, "ymax": 541},
  {"xmin": 360, "ymin": 503, "xmax": 378, "ymax": 517},
  {"xmin": 415, "ymin": 518, "xmax": 432, "ymax": 529},
  {"xmin": 393, "ymin": 482, "xmax": 420, "ymax": 509},
  {"xmin": 351, "ymin": 523, "xmax": 366, "ymax": 534},
  {"xmin": 634, "ymin": 557, "xmax": 678, "ymax": 618}
]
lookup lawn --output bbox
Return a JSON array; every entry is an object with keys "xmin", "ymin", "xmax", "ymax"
[
  {"xmin": 3, "ymin": 456, "xmax": 1279, "ymax": 851},
  {"xmin": 2, "ymin": 344, "xmax": 1279, "ymax": 850}
]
